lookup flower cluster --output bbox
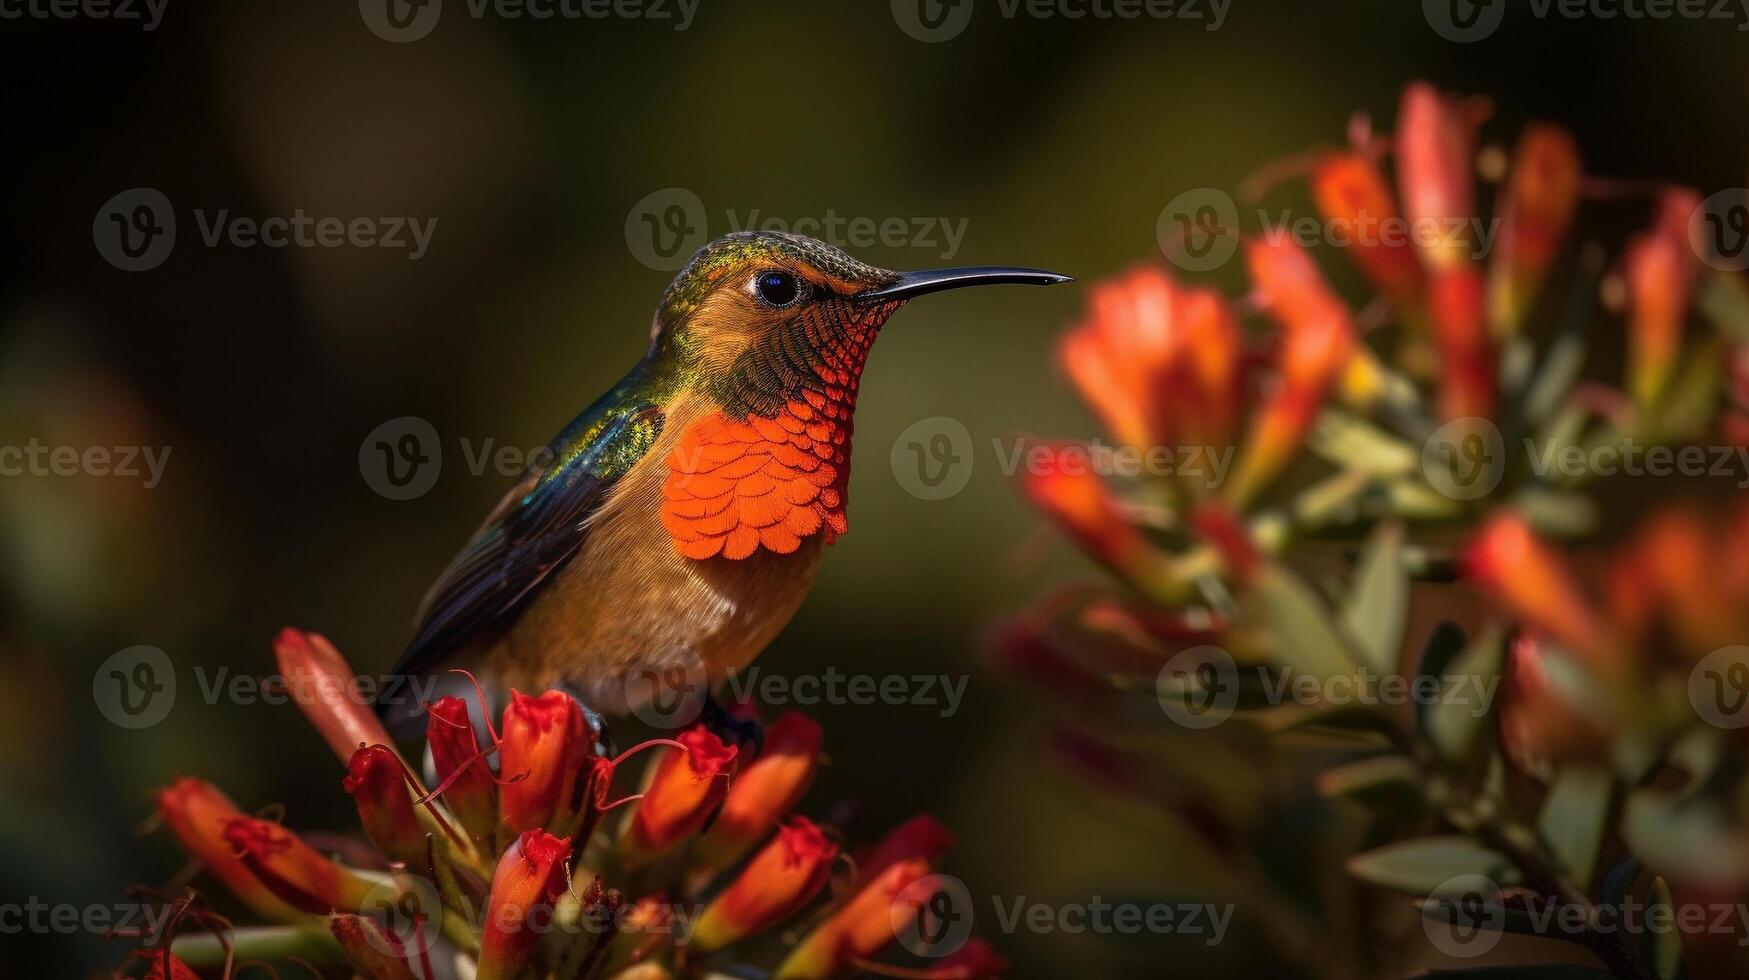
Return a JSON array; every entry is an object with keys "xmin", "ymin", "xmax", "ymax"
[
  {"xmin": 998, "ymin": 80, "xmax": 1749, "ymax": 977},
  {"xmin": 135, "ymin": 630, "xmax": 1004, "ymax": 979}
]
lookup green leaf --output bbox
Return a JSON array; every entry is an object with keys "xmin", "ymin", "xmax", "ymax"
[
  {"xmin": 1537, "ymin": 766, "xmax": 1612, "ymax": 887},
  {"xmin": 1422, "ymin": 623, "xmax": 1506, "ymax": 763},
  {"xmin": 1346, "ymin": 836, "xmax": 1519, "ymax": 896},
  {"xmin": 1317, "ymin": 754, "xmax": 1421, "ymax": 810},
  {"xmin": 1645, "ymin": 876, "xmax": 1686, "ymax": 980},
  {"xmin": 1342, "ymin": 520, "xmax": 1409, "ymax": 673},
  {"xmin": 1252, "ymin": 562, "xmax": 1358, "ymax": 682},
  {"xmin": 1310, "ymin": 411, "xmax": 1418, "ymax": 476},
  {"xmin": 1623, "ymin": 789, "xmax": 1749, "ymax": 883}
]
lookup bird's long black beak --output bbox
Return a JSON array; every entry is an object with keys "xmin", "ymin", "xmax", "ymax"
[{"xmin": 858, "ymin": 266, "xmax": 1072, "ymax": 302}]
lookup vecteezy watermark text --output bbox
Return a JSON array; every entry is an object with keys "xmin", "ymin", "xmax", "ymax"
[
  {"xmin": 625, "ymin": 188, "xmax": 970, "ymax": 272},
  {"xmin": 0, "ymin": 0, "xmax": 166, "ymax": 29},
  {"xmin": 360, "ymin": 0, "xmax": 699, "ymax": 43},
  {"xmin": 94, "ymin": 189, "xmax": 437, "ymax": 272},
  {"xmin": 892, "ymin": 0, "xmax": 1230, "ymax": 43},
  {"xmin": 1425, "ymin": 0, "xmax": 1749, "ymax": 43},
  {"xmin": 0, "ymin": 440, "xmax": 170, "ymax": 488}
]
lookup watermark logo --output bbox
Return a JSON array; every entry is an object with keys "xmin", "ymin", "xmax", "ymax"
[
  {"xmin": 360, "ymin": 0, "xmax": 443, "ymax": 42},
  {"xmin": 625, "ymin": 188, "xmax": 711, "ymax": 272},
  {"xmin": 1691, "ymin": 646, "xmax": 1749, "ymax": 729},
  {"xmin": 623, "ymin": 654, "xmax": 711, "ymax": 730},
  {"xmin": 892, "ymin": 874, "xmax": 976, "ymax": 958},
  {"xmin": 94, "ymin": 188, "xmax": 176, "ymax": 272},
  {"xmin": 1691, "ymin": 188, "xmax": 1749, "ymax": 273},
  {"xmin": 1426, "ymin": 0, "xmax": 1749, "ymax": 42},
  {"xmin": 1422, "ymin": 875, "xmax": 1507, "ymax": 958},
  {"xmin": 95, "ymin": 190, "xmax": 436, "ymax": 270},
  {"xmin": 1423, "ymin": 0, "xmax": 1505, "ymax": 41},
  {"xmin": 359, "ymin": 874, "xmax": 444, "ymax": 958},
  {"xmin": 624, "ymin": 189, "xmax": 972, "ymax": 272},
  {"xmin": 363, "ymin": 0, "xmax": 699, "ymax": 39},
  {"xmin": 891, "ymin": 416, "xmax": 975, "ymax": 501},
  {"xmin": 1422, "ymin": 417, "xmax": 1506, "ymax": 501},
  {"xmin": 892, "ymin": 0, "xmax": 1230, "ymax": 40},
  {"xmin": 359, "ymin": 417, "xmax": 443, "ymax": 501},
  {"xmin": 0, "ymin": 440, "xmax": 171, "ymax": 487},
  {"xmin": 1157, "ymin": 187, "xmax": 1240, "ymax": 273},
  {"xmin": 93, "ymin": 645, "xmax": 176, "ymax": 729},
  {"xmin": 1156, "ymin": 645, "xmax": 1240, "ymax": 729},
  {"xmin": 891, "ymin": 0, "xmax": 975, "ymax": 41}
]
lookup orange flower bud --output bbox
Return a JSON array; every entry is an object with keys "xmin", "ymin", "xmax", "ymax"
[
  {"xmin": 774, "ymin": 858, "xmax": 932, "ymax": 980},
  {"xmin": 919, "ymin": 937, "xmax": 1009, "ymax": 979},
  {"xmin": 1428, "ymin": 264, "xmax": 1494, "ymax": 420},
  {"xmin": 136, "ymin": 950, "xmax": 201, "ymax": 980},
  {"xmin": 222, "ymin": 817, "xmax": 376, "ymax": 916},
  {"xmin": 1229, "ymin": 238, "xmax": 1355, "ymax": 506},
  {"xmin": 273, "ymin": 628, "xmax": 395, "ymax": 767},
  {"xmin": 1487, "ymin": 124, "xmax": 1581, "ymax": 338},
  {"xmin": 1175, "ymin": 287, "xmax": 1244, "ymax": 453},
  {"xmin": 1396, "ymin": 82, "xmax": 1481, "ymax": 272},
  {"xmin": 330, "ymin": 913, "xmax": 422, "ymax": 980},
  {"xmin": 479, "ymin": 830, "xmax": 572, "ymax": 980},
  {"xmin": 1625, "ymin": 188, "xmax": 1702, "ymax": 410},
  {"xmin": 856, "ymin": 815, "xmax": 953, "ymax": 884},
  {"xmin": 1310, "ymin": 152, "xmax": 1424, "ymax": 316},
  {"xmin": 1637, "ymin": 509, "xmax": 1739, "ymax": 656},
  {"xmin": 498, "ymin": 689, "xmax": 590, "ymax": 836},
  {"xmin": 1018, "ymin": 444, "xmax": 1166, "ymax": 585},
  {"xmin": 154, "ymin": 778, "xmax": 301, "ymax": 922},
  {"xmin": 625, "ymin": 727, "xmax": 737, "ymax": 859},
  {"xmin": 1465, "ymin": 514, "xmax": 1610, "ymax": 663},
  {"xmin": 692, "ymin": 818, "xmax": 839, "ymax": 952},
  {"xmin": 343, "ymin": 745, "xmax": 426, "ymax": 869},
  {"xmin": 1058, "ymin": 266, "xmax": 1182, "ymax": 451},
  {"xmin": 1499, "ymin": 632, "xmax": 1610, "ymax": 778},
  {"xmin": 426, "ymin": 695, "xmax": 498, "ymax": 849},
  {"xmin": 697, "ymin": 712, "xmax": 823, "ymax": 869}
]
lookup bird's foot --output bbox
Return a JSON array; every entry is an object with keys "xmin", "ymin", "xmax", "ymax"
[
  {"xmin": 699, "ymin": 695, "xmax": 763, "ymax": 758},
  {"xmin": 555, "ymin": 684, "xmax": 615, "ymax": 757}
]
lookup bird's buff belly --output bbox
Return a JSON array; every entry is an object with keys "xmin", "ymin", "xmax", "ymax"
[{"xmin": 480, "ymin": 493, "xmax": 824, "ymax": 714}]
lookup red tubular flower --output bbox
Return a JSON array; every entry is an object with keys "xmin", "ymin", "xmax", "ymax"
[
  {"xmin": 1018, "ymin": 443, "xmax": 1171, "ymax": 588},
  {"xmin": 136, "ymin": 950, "xmax": 201, "ymax": 980},
  {"xmin": 1397, "ymin": 82, "xmax": 1494, "ymax": 420},
  {"xmin": 1465, "ymin": 514, "xmax": 1611, "ymax": 664},
  {"xmin": 625, "ymin": 726, "xmax": 738, "ymax": 859},
  {"xmin": 698, "ymin": 712, "xmax": 823, "ymax": 869},
  {"xmin": 1228, "ymin": 237, "xmax": 1355, "ymax": 507},
  {"xmin": 1310, "ymin": 151, "xmax": 1425, "ymax": 318},
  {"xmin": 1174, "ymin": 287, "xmax": 1244, "ymax": 453},
  {"xmin": 1625, "ymin": 188, "xmax": 1702, "ymax": 411},
  {"xmin": 498, "ymin": 689, "xmax": 590, "ymax": 837},
  {"xmin": 343, "ymin": 744, "xmax": 426, "ymax": 869},
  {"xmin": 330, "ymin": 913, "xmax": 422, "ymax": 980},
  {"xmin": 1636, "ymin": 509, "xmax": 1740, "ymax": 656},
  {"xmin": 1487, "ymin": 124, "xmax": 1581, "ymax": 338},
  {"xmin": 222, "ymin": 817, "xmax": 376, "ymax": 915},
  {"xmin": 479, "ymin": 830, "xmax": 572, "ymax": 980},
  {"xmin": 920, "ymin": 937, "xmax": 1010, "ymax": 979},
  {"xmin": 154, "ymin": 778, "xmax": 301, "ymax": 923},
  {"xmin": 426, "ymin": 695, "xmax": 498, "ymax": 849},
  {"xmin": 855, "ymin": 815, "xmax": 954, "ymax": 884},
  {"xmin": 1499, "ymin": 632, "xmax": 1610, "ymax": 778},
  {"xmin": 1059, "ymin": 266, "xmax": 1182, "ymax": 451},
  {"xmin": 274, "ymin": 628, "xmax": 396, "ymax": 767},
  {"xmin": 774, "ymin": 858, "xmax": 932, "ymax": 980},
  {"xmin": 692, "ymin": 818, "xmax": 839, "ymax": 952}
]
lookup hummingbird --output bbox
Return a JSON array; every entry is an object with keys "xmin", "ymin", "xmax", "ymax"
[{"xmin": 384, "ymin": 231, "xmax": 1068, "ymax": 739}]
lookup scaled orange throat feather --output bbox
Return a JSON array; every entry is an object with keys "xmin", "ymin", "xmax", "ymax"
[{"xmin": 659, "ymin": 302, "xmax": 892, "ymax": 561}]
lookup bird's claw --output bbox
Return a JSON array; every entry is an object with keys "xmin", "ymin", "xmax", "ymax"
[{"xmin": 700, "ymin": 695, "xmax": 763, "ymax": 758}]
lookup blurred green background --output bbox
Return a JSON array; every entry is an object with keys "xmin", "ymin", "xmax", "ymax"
[{"xmin": 1, "ymin": 0, "xmax": 1745, "ymax": 975}]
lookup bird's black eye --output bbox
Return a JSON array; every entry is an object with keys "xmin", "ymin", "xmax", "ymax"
[{"xmin": 754, "ymin": 270, "xmax": 801, "ymax": 308}]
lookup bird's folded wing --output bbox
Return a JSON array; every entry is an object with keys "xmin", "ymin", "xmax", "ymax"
[{"xmin": 390, "ymin": 404, "xmax": 664, "ymax": 682}]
